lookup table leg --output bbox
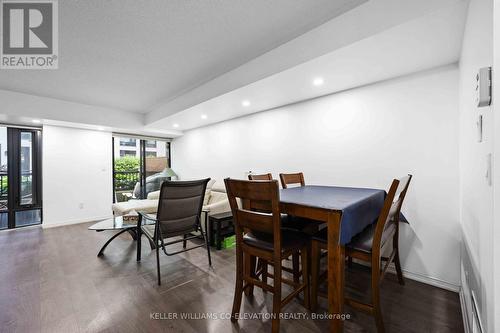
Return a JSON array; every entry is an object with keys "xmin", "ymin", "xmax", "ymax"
[
  {"xmin": 98, "ymin": 228, "xmax": 134, "ymax": 257},
  {"xmin": 327, "ymin": 212, "xmax": 345, "ymax": 333},
  {"xmin": 127, "ymin": 229, "xmax": 138, "ymax": 240}
]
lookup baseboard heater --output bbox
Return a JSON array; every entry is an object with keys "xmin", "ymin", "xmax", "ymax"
[{"xmin": 460, "ymin": 240, "xmax": 484, "ymax": 333}]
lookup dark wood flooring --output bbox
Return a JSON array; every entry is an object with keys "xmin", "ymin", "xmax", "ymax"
[{"xmin": 0, "ymin": 223, "xmax": 464, "ymax": 333}]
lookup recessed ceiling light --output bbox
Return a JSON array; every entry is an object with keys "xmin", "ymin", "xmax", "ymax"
[
  {"xmin": 201, "ymin": 114, "xmax": 207, "ymax": 119},
  {"xmin": 173, "ymin": 123, "xmax": 179, "ymax": 128},
  {"xmin": 242, "ymin": 100, "xmax": 251, "ymax": 107},
  {"xmin": 32, "ymin": 119, "xmax": 41, "ymax": 123},
  {"xmin": 313, "ymin": 77, "xmax": 324, "ymax": 86},
  {"xmin": 97, "ymin": 127, "xmax": 105, "ymax": 131}
]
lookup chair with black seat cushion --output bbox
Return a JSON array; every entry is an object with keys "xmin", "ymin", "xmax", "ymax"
[
  {"xmin": 248, "ymin": 172, "xmax": 304, "ymax": 286},
  {"xmin": 279, "ymin": 172, "xmax": 325, "ymax": 236},
  {"xmin": 136, "ymin": 178, "xmax": 212, "ymax": 286},
  {"xmin": 225, "ymin": 178, "xmax": 310, "ymax": 333},
  {"xmin": 310, "ymin": 174, "xmax": 412, "ymax": 333}
]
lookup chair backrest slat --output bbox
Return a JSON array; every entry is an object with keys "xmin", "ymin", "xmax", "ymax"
[
  {"xmin": 279, "ymin": 172, "xmax": 305, "ymax": 189},
  {"xmin": 236, "ymin": 209, "xmax": 274, "ymax": 233},
  {"xmin": 156, "ymin": 178, "xmax": 210, "ymax": 238},
  {"xmin": 248, "ymin": 173, "xmax": 273, "ymax": 181}
]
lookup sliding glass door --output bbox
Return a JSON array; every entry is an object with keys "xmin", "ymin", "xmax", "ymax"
[
  {"xmin": 112, "ymin": 136, "xmax": 171, "ymax": 203},
  {"xmin": 0, "ymin": 126, "xmax": 42, "ymax": 230}
]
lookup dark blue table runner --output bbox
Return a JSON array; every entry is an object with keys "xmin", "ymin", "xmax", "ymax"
[{"xmin": 280, "ymin": 185, "xmax": 387, "ymax": 245}]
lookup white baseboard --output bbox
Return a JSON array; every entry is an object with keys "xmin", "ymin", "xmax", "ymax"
[
  {"xmin": 385, "ymin": 265, "xmax": 460, "ymax": 292},
  {"xmin": 42, "ymin": 215, "xmax": 113, "ymax": 229}
]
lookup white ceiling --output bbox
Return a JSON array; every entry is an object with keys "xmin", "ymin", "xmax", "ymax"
[
  {"xmin": 0, "ymin": 0, "xmax": 468, "ymax": 137},
  {"xmin": 149, "ymin": 1, "xmax": 468, "ymax": 131},
  {"xmin": 0, "ymin": 0, "xmax": 364, "ymax": 112}
]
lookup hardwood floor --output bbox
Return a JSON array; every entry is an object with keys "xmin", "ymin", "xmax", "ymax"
[{"xmin": 0, "ymin": 223, "xmax": 464, "ymax": 333}]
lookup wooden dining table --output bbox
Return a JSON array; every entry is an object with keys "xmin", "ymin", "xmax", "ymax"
[{"xmin": 279, "ymin": 185, "xmax": 386, "ymax": 333}]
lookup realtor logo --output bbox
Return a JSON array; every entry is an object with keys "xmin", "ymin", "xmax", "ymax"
[{"xmin": 1, "ymin": 0, "xmax": 58, "ymax": 69}]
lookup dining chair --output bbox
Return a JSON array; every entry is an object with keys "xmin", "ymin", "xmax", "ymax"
[
  {"xmin": 248, "ymin": 173, "xmax": 274, "ymax": 181},
  {"xmin": 248, "ymin": 172, "xmax": 303, "ymax": 286},
  {"xmin": 279, "ymin": 172, "xmax": 305, "ymax": 189},
  {"xmin": 310, "ymin": 174, "xmax": 412, "ymax": 333},
  {"xmin": 279, "ymin": 172, "xmax": 325, "ymax": 237},
  {"xmin": 225, "ymin": 178, "xmax": 310, "ymax": 333},
  {"xmin": 136, "ymin": 178, "xmax": 212, "ymax": 285}
]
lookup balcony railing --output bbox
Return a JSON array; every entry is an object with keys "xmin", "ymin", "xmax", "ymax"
[
  {"xmin": 0, "ymin": 171, "xmax": 33, "ymax": 209},
  {"xmin": 114, "ymin": 170, "xmax": 140, "ymax": 192},
  {"xmin": 0, "ymin": 172, "xmax": 7, "ymax": 211}
]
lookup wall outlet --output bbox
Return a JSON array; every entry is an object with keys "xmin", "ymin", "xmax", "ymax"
[{"xmin": 79, "ymin": 203, "xmax": 84, "ymax": 209}]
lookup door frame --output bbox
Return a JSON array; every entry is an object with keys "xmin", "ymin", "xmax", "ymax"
[{"xmin": 6, "ymin": 127, "xmax": 43, "ymax": 229}]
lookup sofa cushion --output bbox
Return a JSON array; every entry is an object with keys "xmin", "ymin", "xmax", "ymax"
[
  {"xmin": 147, "ymin": 190, "xmax": 160, "ymax": 200},
  {"xmin": 203, "ymin": 189, "xmax": 211, "ymax": 206},
  {"xmin": 112, "ymin": 199, "xmax": 158, "ymax": 216}
]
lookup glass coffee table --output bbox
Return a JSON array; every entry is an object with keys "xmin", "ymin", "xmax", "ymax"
[{"xmin": 88, "ymin": 216, "xmax": 139, "ymax": 257}]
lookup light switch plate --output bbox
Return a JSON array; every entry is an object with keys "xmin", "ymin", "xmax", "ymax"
[{"xmin": 476, "ymin": 67, "xmax": 492, "ymax": 107}]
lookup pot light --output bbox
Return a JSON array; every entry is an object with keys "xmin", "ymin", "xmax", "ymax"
[
  {"xmin": 173, "ymin": 123, "xmax": 179, "ymax": 128},
  {"xmin": 313, "ymin": 77, "xmax": 324, "ymax": 86},
  {"xmin": 201, "ymin": 114, "xmax": 207, "ymax": 119},
  {"xmin": 32, "ymin": 119, "xmax": 41, "ymax": 123},
  {"xmin": 242, "ymin": 100, "xmax": 251, "ymax": 107}
]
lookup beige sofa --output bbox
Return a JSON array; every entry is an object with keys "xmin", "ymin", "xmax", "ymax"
[{"xmin": 111, "ymin": 179, "xmax": 230, "ymax": 232}]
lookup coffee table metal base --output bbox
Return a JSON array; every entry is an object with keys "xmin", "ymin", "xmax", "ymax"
[{"xmin": 96, "ymin": 228, "xmax": 137, "ymax": 257}]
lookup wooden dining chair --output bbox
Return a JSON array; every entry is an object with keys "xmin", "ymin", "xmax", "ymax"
[
  {"xmin": 280, "ymin": 172, "xmax": 325, "ymax": 237},
  {"xmin": 248, "ymin": 172, "xmax": 302, "ymax": 286},
  {"xmin": 225, "ymin": 178, "xmax": 310, "ymax": 333},
  {"xmin": 279, "ymin": 172, "xmax": 305, "ymax": 189},
  {"xmin": 248, "ymin": 173, "xmax": 274, "ymax": 181},
  {"xmin": 310, "ymin": 175, "xmax": 412, "ymax": 333}
]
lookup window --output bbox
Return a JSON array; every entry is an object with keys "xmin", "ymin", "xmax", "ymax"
[
  {"xmin": 119, "ymin": 138, "xmax": 136, "ymax": 147},
  {"xmin": 120, "ymin": 150, "xmax": 137, "ymax": 157},
  {"xmin": 113, "ymin": 136, "xmax": 171, "ymax": 203}
]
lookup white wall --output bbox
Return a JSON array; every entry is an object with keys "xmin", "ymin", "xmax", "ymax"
[
  {"xmin": 492, "ymin": 0, "xmax": 500, "ymax": 330},
  {"xmin": 42, "ymin": 125, "xmax": 113, "ymax": 226},
  {"xmin": 458, "ymin": 0, "xmax": 495, "ymax": 331},
  {"xmin": 172, "ymin": 64, "xmax": 461, "ymax": 288}
]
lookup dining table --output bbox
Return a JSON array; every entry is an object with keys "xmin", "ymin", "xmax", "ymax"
[{"xmin": 279, "ymin": 185, "xmax": 387, "ymax": 333}]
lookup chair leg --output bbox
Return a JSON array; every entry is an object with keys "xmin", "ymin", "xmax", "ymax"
[
  {"xmin": 272, "ymin": 259, "xmax": 282, "ymax": 333},
  {"xmin": 262, "ymin": 259, "xmax": 268, "ymax": 286},
  {"xmin": 231, "ymin": 246, "xmax": 244, "ymax": 323},
  {"xmin": 156, "ymin": 244, "xmax": 161, "ymax": 286},
  {"xmin": 244, "ymin": 254, "xmax": 256, "ymax": 296},
  {"xmin": 183, "ymin": 234, "xmax": 188, "ymax": 249},
  {"xmin": 300, "ymin": 247, "xmax": 310, "ymax": 310},
  {"xmin": 393, "ymin": 238, "xmax": 404, "ymax": 285},
  {"xmin": 310, "ymin": 240, "xmax": 320, "ymax": 312},
  {"xmin": 203, "ymin": 215, "xmax": 212, "ymax": 267},
  {"xmin": 292, "ymin": 252, "xmax": 300, "ymax": 284},
  {"xmin": 372, "ymin": 260, "xmax": 385, "ymax": 333},
  {"xmin": 201, "ymin": 232, "xmax": 212, "ymax": 268},
  {"xmin": 347, "ymin": 256, "xmax": 353, "ymax": 268},
  {"xmin": 136, "ymin": 226, "xmax": 142, "ymax": 262}
]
